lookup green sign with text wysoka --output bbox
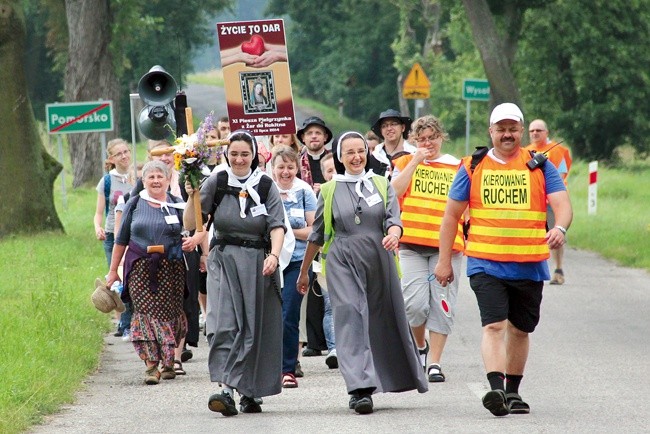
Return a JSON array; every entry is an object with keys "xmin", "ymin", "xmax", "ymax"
[{"xmin": 462, "ymin": 79, "xmax": 490, "ymax": 101}]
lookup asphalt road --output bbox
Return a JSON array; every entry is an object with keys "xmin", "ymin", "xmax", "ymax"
[{"xmin": 31, "ymin": 247, "xmax": 650, "ymax": 433}]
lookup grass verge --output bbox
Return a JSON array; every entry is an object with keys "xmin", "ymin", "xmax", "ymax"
[{"xmin": 0, "ymin": 148, "xmax": 111, "ymax": 434}]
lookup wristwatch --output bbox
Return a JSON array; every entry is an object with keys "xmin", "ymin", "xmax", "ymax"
[{"xmin": 554, "ymin": 225, "xmax": 567, "ymax": 235}]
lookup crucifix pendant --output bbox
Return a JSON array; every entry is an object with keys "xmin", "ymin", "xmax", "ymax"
[{"xmin": 354, "ymin": 215, "xmax": 361, "ymax": 225}]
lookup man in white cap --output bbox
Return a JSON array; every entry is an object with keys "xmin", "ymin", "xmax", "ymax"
[{"xmin": 434, "ymin": 103, "xmax": 573, "ymax": 417}]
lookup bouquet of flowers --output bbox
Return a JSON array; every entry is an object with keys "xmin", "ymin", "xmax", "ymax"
[{"xmin": 172, "ymin": 113, "xmax": 214, "ymax": 189}]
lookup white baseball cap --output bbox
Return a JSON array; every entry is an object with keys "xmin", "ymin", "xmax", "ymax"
[{"xmin": 490, "ymin": 103, "xmax": 524, "ymax": 125}]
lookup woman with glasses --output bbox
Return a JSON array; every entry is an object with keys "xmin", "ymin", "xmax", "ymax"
[
  {"xmin": 297, "ymin": 132, "xmax": 427, "ymax": 415},
  {"xmin": 184, "ymin": 130, "xmax": 286, "ymax": 416},
  {"xmin": 94, "ymin": 138, "xmax": 135, "ymax": 266},
  {"xmin": 390, "ymin": 115, "xmax": 465, "ymax": 384}
]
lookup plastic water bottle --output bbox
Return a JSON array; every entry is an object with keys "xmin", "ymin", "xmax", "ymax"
[{"xmin": 110, "ymin": 281, "xmax": 123, "ymax": 294}]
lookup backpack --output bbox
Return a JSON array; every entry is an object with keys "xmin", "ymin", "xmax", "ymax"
[
  {"xmin": 207, "ymin": 170, "xmax": 274, "ymax": 229},
  {"xmin": 103, "ymin": 173, "xmax": 111, "ymax": 216}
]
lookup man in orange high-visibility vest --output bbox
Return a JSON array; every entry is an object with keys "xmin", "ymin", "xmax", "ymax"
[
  {"xmin": 526, "ymin": 119, "xmax": 572, "ymax": 285},
  {"xmin": 434, "ymin": 103, "xmax": 573, "ymax": 417}
]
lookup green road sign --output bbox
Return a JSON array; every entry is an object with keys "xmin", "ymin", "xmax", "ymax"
[
  {"xmin": 46, "ymin": 101, "xmax": 114, "ymax": 134},
  {"xmin": 462, "ymin": 79, "xmax": 490, "ymax": 101}
]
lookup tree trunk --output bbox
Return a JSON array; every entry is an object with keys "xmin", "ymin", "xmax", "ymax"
[
  {"xmin": 462, "ymin": 0, "xmax": 522, "ymax": 111},
  {"xmin": 64, "ymin": 0, "xmax": 120, "ymax": 187},
  {"xmin": 0, "ymin": 1, "xmax": 63, "ymax": 237}
]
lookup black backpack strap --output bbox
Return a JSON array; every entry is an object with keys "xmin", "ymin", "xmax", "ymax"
[
  {"xmin": 470, "ymin": 146, "xmax": 489, "ymax": 175},
  {"xmin": 257, "ymin": 175, "xmax": 273, "ymax": 203}
]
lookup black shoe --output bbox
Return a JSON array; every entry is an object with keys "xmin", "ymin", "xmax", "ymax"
[
  {"xmin": 348, "ymin": 393, "xmax": 359, "ymax": 409},
  {"xmin": 295, "ymin": 361, "xmax": 304, "ymax": 378},
  {"xmin": 302, "ymin": 347, "xmax": 322, "ymax": 357},
  {"xmin": 208, "ymin": 391, "xmax": 238, "ymax": 416},
  {"xmin": 181, "ymin": 348, "xmax": 193, "ymax": 362},
  {"xmin": 113, "ymin": 328, "xmax": 124, "ymax": 337},
  {"xmin": 240, "ymin": 395, "xmax": 262, "ymax": 413},
  {"xmin": 482, "ymin": 389, "xmax": 509, "ymax": 417},
  {"xmin": 354, "ymin": 395, "xmax": 374, "ymax": 414}
]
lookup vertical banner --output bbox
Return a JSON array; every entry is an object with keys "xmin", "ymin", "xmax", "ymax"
[
  {"xmin": 216, "ymin": 19, "xmax": 296, "ymax": 136},
  {"xmin": 588, "ymin": 160, "xmax": 598, "ymax": 215}
]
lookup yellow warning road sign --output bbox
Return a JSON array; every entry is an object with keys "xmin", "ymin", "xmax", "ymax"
[{"xmin": 402, "ymin": 63, "xmax": 430, "ymax": 99}]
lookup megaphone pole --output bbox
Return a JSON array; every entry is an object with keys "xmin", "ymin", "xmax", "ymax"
[{"xmin": 184, "ymin": 106, "xmax": 205, "ymax": 232}]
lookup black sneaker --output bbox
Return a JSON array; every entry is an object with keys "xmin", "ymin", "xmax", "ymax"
[
  {"xmin": 348, "ymin": 393, "xmax": 359, "ymax": 409},
  {"xmin": 240, "ymin": 395, "xmax": 262, "ymax": 413},
  {"xmin": 208, "ymin": 391, "xmax": 238, "ymax": 416},
  {"xmin": 181, "ymin": 348, "xmax": 193, "ymax": 362},
  {"xmin": 302, "ymin": 347, "xmax": 322, "ymax": 357},
  {"xmin": 354, "ymin": 395, "xmax": 374, "ymax": 414},
  {"xmin": 113, "ymin": 328, "xmax": 124, "ymax": 337},
  {"xmin": 295, "ymin": 361, "xmax": 304, "ymax": 378}
]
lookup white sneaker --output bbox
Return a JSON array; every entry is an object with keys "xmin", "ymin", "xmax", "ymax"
[
  {"xmin": 325, "ymin": 349, "xmax": 338, "ymax": 369},
  {"xmin": 122, "ymin": 329, "xmax": 131, "ymax": 342},
  {"xmin": 199, "ymin": 313, "xmax": 206, "ymax": 331}
]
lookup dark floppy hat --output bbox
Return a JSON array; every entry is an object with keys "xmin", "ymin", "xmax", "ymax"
[
  {"xmin": 371, "ymin": 109, "xmax": 412, "ymax": 140},
  {"xmin": 296, "ymin": 116, "xmax": 333, "ymax": 145}
]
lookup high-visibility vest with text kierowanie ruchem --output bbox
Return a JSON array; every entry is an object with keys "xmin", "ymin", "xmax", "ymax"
[
  {"xmin": 463, "ymin": 150, "xmax": 549, "ymax": 262},
  {"xmin": 392, "ymin": 154, "xmax": 464, "ymax": 252}
]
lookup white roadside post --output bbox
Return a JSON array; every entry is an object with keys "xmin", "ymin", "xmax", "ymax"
[{"xmin": 588, "ymin": 161, "xmax": 598, "ymax": 215}]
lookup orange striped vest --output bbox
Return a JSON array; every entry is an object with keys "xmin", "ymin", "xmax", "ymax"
[
  {"xmin": 463, "ymin": 149, "xmax": 549, "ymax": 262},
  {"xmin": 393, "ymin": 154, "xmax": 464, "ymax": 251}
]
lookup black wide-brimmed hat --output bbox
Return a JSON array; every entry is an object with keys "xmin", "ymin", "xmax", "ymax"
[
  {"xmin": 371, "ymin": 109, "xmax": 412, "ymax": 140},
  {"xmin": 297, "ymin": 116, "xmax": 333, "ymax": 145}
]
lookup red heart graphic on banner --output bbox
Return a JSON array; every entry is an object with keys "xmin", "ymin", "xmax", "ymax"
[{"xmin": 241, "ymin": 35, "xmax": 265, "ymax": 56}]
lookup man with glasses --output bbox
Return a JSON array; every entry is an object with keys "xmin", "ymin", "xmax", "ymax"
[
  {"xmin": 526, "ymin": 119, "xmax": 573, "ymax": 285},
  {"xmin": 370, "ymin": 109, "xmax": 416, "ymax": 167},
  {"xmin": 434, "ymin": 103, "xmax": 572, "ymax": 417}
]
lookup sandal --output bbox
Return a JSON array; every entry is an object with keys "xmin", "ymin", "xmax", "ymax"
[
  {"xmin": 506, "ymin": 392, "xmax": 530, "ymax": 414},
  {"xmin": 282, "ymin": 373, "xmax": 298, "ymax": 388},
  {"xmin": 427, "ymin": 363, "xmax": 446, "ymax": 383},
  {"xmin": 174, "ymin": 359, "xmax": 186, "ymax": 375}
]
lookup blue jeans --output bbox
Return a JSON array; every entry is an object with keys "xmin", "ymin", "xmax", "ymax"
[
  {"xmin": 103, "ymin": 232, "xmax": 114, "ymax": 266},
  {"xmin": 322, "ymin": 288, "xmax": 335, "ymax": 351},
  {"xmin": 102, "ymin": 232, "xmax": 132, "ymax": 331},
  {"xmin": 282, "ymin": 261, "xmax": 307, "ymax": 373}
]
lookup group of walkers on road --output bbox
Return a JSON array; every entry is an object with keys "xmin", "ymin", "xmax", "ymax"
[{"xmin": 94, "ymin": 102, "xmax": 573, "ymax": 417}]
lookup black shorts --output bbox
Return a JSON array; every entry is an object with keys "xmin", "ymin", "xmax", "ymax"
[{"xmin": 469, "ymin": 272, "xmax": 543, "ymax": 333}]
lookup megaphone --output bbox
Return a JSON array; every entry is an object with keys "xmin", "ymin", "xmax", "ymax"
[
  {"xmin": 137, "ymin": 65, "xmax": 178, "ymax": 140},
  {"xmin": 138, "ymin": 65, "xmax": 177, "ymax": 105},
  {"xmin": 138, "ymin": 105, "xmax": 176, "ymax": 140}
]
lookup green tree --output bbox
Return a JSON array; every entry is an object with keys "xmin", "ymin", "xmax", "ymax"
[
  {"xmin": 0, "ymin": 0, "xmax": 63, "ymax": 237},
  {"xmin": 519, "ymin": 0, "xmax": 650, "ymax": 160},
  {"xmin": 268, "ymin": 0, "xmax": 403, "ymax": 126}
]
